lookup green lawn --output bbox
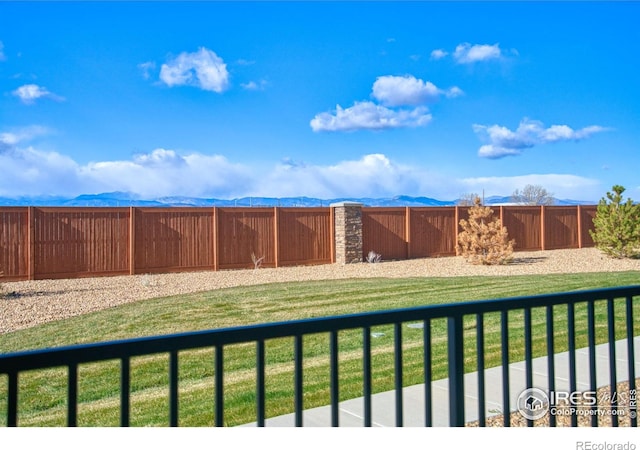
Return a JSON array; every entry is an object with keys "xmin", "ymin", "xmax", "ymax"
[{"xmin": 1, "ymin": 271, "xmax": 639, "ymax": 426}]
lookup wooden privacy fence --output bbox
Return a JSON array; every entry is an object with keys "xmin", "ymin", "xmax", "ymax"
[
  {"xmin": 0, "ymin": 205, "xmax": 597, "ymax": 281},
  {"xmin": 361, "ymin": 205, "xmax": 597, "ymax": 260},
  {"xmin": 0, "ymin": 207, "xmax": 334, "ymax": 281}
]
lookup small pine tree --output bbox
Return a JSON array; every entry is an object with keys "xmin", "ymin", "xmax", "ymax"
[
  {"xmin": 589, "ymin": 185, "xmax": 640, "ymax": 259},
  {"xmin": 457, "ymin": 197, "xmax": 515, "ymax": 265}
]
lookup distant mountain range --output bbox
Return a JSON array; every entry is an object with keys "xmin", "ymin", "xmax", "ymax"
[{"xmin": 0, "ymin": 192, "xmax": 597, "ymax": 207}]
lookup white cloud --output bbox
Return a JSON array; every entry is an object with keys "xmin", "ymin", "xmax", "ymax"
[
  {"xmin": 12, "ymin": 84, "xmax": 65, "ymax": 104},
  {"xmin": 453, "ymin": 43, "xmax": 502, "ymax": 63},
  {"xmin": 0, "ymin": 125, "xmax": 50, "ymax": 147},
  {"xmin": 159, "ymin": 47, "xmax": 229, "ymax": 93},
  {"xmin": 312, "ymin": 75, "xmax": 460, "ymax": 132},
  {"xmin": 258, "ymin": 154, "xmax": 428, "ymax": 199},
  {"xmin": 138, "ymin": 61, "xmax": 156, "ymax": 80},
  {"xmin": 0, "ymin": 126, "xmax": 609, "ymax": 202},
  {"xmin": 310, "ymin": 101, "xmax": 432, "ymax": 132},
  {"xmin": 0, "ymin": 128, "xmax": 253, "ymax": 198},
  {"xmin": 473, "ymin": 118, "xmax": 610, "ymax": 159},
  {"xmin": 0, "ymin": 140, "xmax": 83, "ymax": 196},
  {"xmin": 445, "ymin": 86, "xmax": 464, "ymax": 98},
  {"xmin": 0, "ymin": 41, "xmax": 6, "ymax": 61},
  {"xmin": 83, "ymin": 149, "xmax": 252, "ymax": 198},
  {"xmin": 241, "ymin": 80, "xmax": 268, "ymax": 91},
  {"xmin": 372, "ymin": 75, "xmax": 454, "ymax": 107},
  {"xmin": 430, "ymin": 49, "xmax": 448, "ymax": 60},
  {"xmin": 0, "ymin": 129, "xmax": 607, "ymax": 202}
]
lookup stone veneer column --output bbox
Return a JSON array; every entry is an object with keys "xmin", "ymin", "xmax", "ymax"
[{"xmin": 331, "ymin": 202, "xmax": 363, "ymax": 264}]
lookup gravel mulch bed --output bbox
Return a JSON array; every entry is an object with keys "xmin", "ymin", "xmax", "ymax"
[
  {"xmin": 1, "ymin": 248, "xmax": 640, "ymax": 334},
  {"xmin": 467, "ymin": 378, "xmax": 639, "ymax": 427}
]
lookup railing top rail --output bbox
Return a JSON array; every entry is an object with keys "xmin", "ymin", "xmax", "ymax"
[{"xmin": 2, "ymin": 285, "xmax": 639, "ymax": 373}]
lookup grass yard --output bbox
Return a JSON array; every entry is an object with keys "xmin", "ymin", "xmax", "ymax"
[{"xmin": 1, "ymin": 271, "xmax": 639, "ymax": 426}]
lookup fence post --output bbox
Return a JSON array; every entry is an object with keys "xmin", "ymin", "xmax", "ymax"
[
  {"xmin": 540, "ymin": 205, "xmax": 546, "ymax": 251},
  {"xmin": 405, "ymin": 206, "xmax": 411, "ymax": 259},
  {"xmin": 212, "ymin": 207, "xmax": 218, "ymax": 271},
  {"xmin": 577, "ymin": 205, "xmax": 583, "ymax": 248},
  {"xmin": 454, "ymin": 206, "xmax": 460, "ymax": 256},
  {"xmin": 129, "ymin": 207, "xmax": 136, "ymax": 275},
  {"xmin": 330, "ymin": 202, "xmax": 363, "ymax": 264},
  {"xmin": 27, "ymin": 206, "xmax": 35, "ymax": 280},
  {"xmin": 274, "ymin": 207, "xmax": 280, "ymax": 268},
  {"xmin": 330, "ymin": 206, "xmax": 336, "ymax": 263}
]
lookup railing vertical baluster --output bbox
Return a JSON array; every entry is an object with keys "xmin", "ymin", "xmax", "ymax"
[
  {"xmin": 476, "ymin": 313, "xmax": 485, "ymax": 427},
  {"xmin": 625, "ymin": 296, "xmax": 637, "ymax": 427},
  {"xmin": 501, "ymin": 310, "xmax": 510, "ymax": 427},
  {"xmin": 568, "ymin": 302, "xmax": 577, "ymax": 427},
  {"xmin": 524, "ymin": 307, "xmax": 533, "ymax": 427},
  {"xmin": 120, "ymin": 357, "xmax": 130, "ymax": 427},
  {"xmin": 8, "ymin": 371, "xmax": 18, "ymax": 427},
  {"xmin": 169, "ymin": 350, "xmax": 179, "ymax": 427},
  {"xmin": 424, "ymin": 319, "xmax": 432, "ymax": 427},
  {"xmin": 607, "ymin": 298, "xmax": 618, "ymax": 427},
  {"xmin": 394, "ymin": 323, "xmax": 403, "ymax": 427},
  {"xmin": 448, "ymin": 315, "xmax": 464, "ymax": 427},
  {"xmin": 546, "ymin": 305, "xmax": 556, "ymax": 427},
  {"xmin": 330, "ymin": 330, "xmax": 339, "ymax": 427},
  {"xmin": 67, "ymin": 363, "xmax": 78, "ymax": 427},
  {"xmin": 215, "ymin": 345, "xmax": 224, "ymax": 427},
  {"xmin": 256, "ymin": 340, "xmax": 265, "ymax": 427},
  {"xmin": 587, "ymin": 300, "xmax": 598, "ymax": 426},
  {"xmin": 294, "ymin": 335, "xmax": 304, "ymax": 427},
  {"xmin": 363, "ymin": 327, "xmax": 372, "ymax": 427}
]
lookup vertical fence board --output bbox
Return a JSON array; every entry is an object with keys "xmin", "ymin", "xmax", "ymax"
[
  {"xmin": 544, "ymin": 206, "xmax": 579, "ymax": 250},
  {"xmin": 134, "ymin": 208, "xmax": 213, "ymax": 273},
  {"xmin": 362, "ymin": 208, "xmax": 407, "ymax": 261},
  {"xmin": 501, "ymin": 206, "xmax": 542, "ymax": 251},
  {"xmin": 0, "ymin": 208, "xmax": 29, "ymax": 280},
  {"xmin": 278, "ymin": 208, "xmax": 332, "ymax": 266},
  {"xmin": 408, "ymin": 207, "xmax": 457, "ymax": 257},
  {"xmin": 32, "ymin": 208, "xmax": 130, "ymax": 279},
  {"xmin": 579, "ymin": 205, "xmax": 597, "ymax": 247},
  {"xmin": 216, "ymin": 208, "xmax": 275, "ymax": 269}
]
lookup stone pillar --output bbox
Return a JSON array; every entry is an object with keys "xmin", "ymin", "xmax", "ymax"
[{"xmin": 331, "ymin": 202, "xmax": 363, "ymax": 264}]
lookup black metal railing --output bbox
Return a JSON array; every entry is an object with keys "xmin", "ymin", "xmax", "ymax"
[{"xmin": 1, "ymin": 285, "xmax": 639, "ymax": 427}]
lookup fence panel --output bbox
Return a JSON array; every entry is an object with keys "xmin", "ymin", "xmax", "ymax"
[
  {"xmin": 0, "ymin": 205, "xmax": 601, "ymax": 281},
  {"xmin": 216, "ymin": 208, "xmax": 275, "ymax": 269},
  {"xmin": 134, "ymin": 208, "xmax": 213, "ymax": 273},
  {"xmin": 278, "ymin": 208, "xmax": 332, "ymax": 266},
  {"xmin": 0, "ymin": 208, "xmax": 29, "ymax": 280},
  {"xmin": 501, "ymin": 206, "xmax": 542, "ymax": 251},
  {"xmin": 362, "ymin": 208, "xmax": 407, "ymax": 261},
  {"xmin": 33, "ymin": 208, "xmax": 130, "ymax": 279},
  {"xmin": 580, "ymin": 205, "xmax": 597, "ymax": 247},
  {"xmin": 544, "ymin": 206, "xmax": 579, "ymax": 250},
  {"xmin": 409, "ymin": 207, "xmax": 457, "ymax": 257}
]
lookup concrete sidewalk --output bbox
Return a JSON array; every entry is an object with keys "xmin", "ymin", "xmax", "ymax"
[{"xmin": 240, "ymin": 337, "xmax": 639, "ymax": 427}]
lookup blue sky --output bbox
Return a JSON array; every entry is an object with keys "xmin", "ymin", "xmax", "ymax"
[{"xmin": 1, "ymin": 1, "xmax": 638, "ymax": 202}]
